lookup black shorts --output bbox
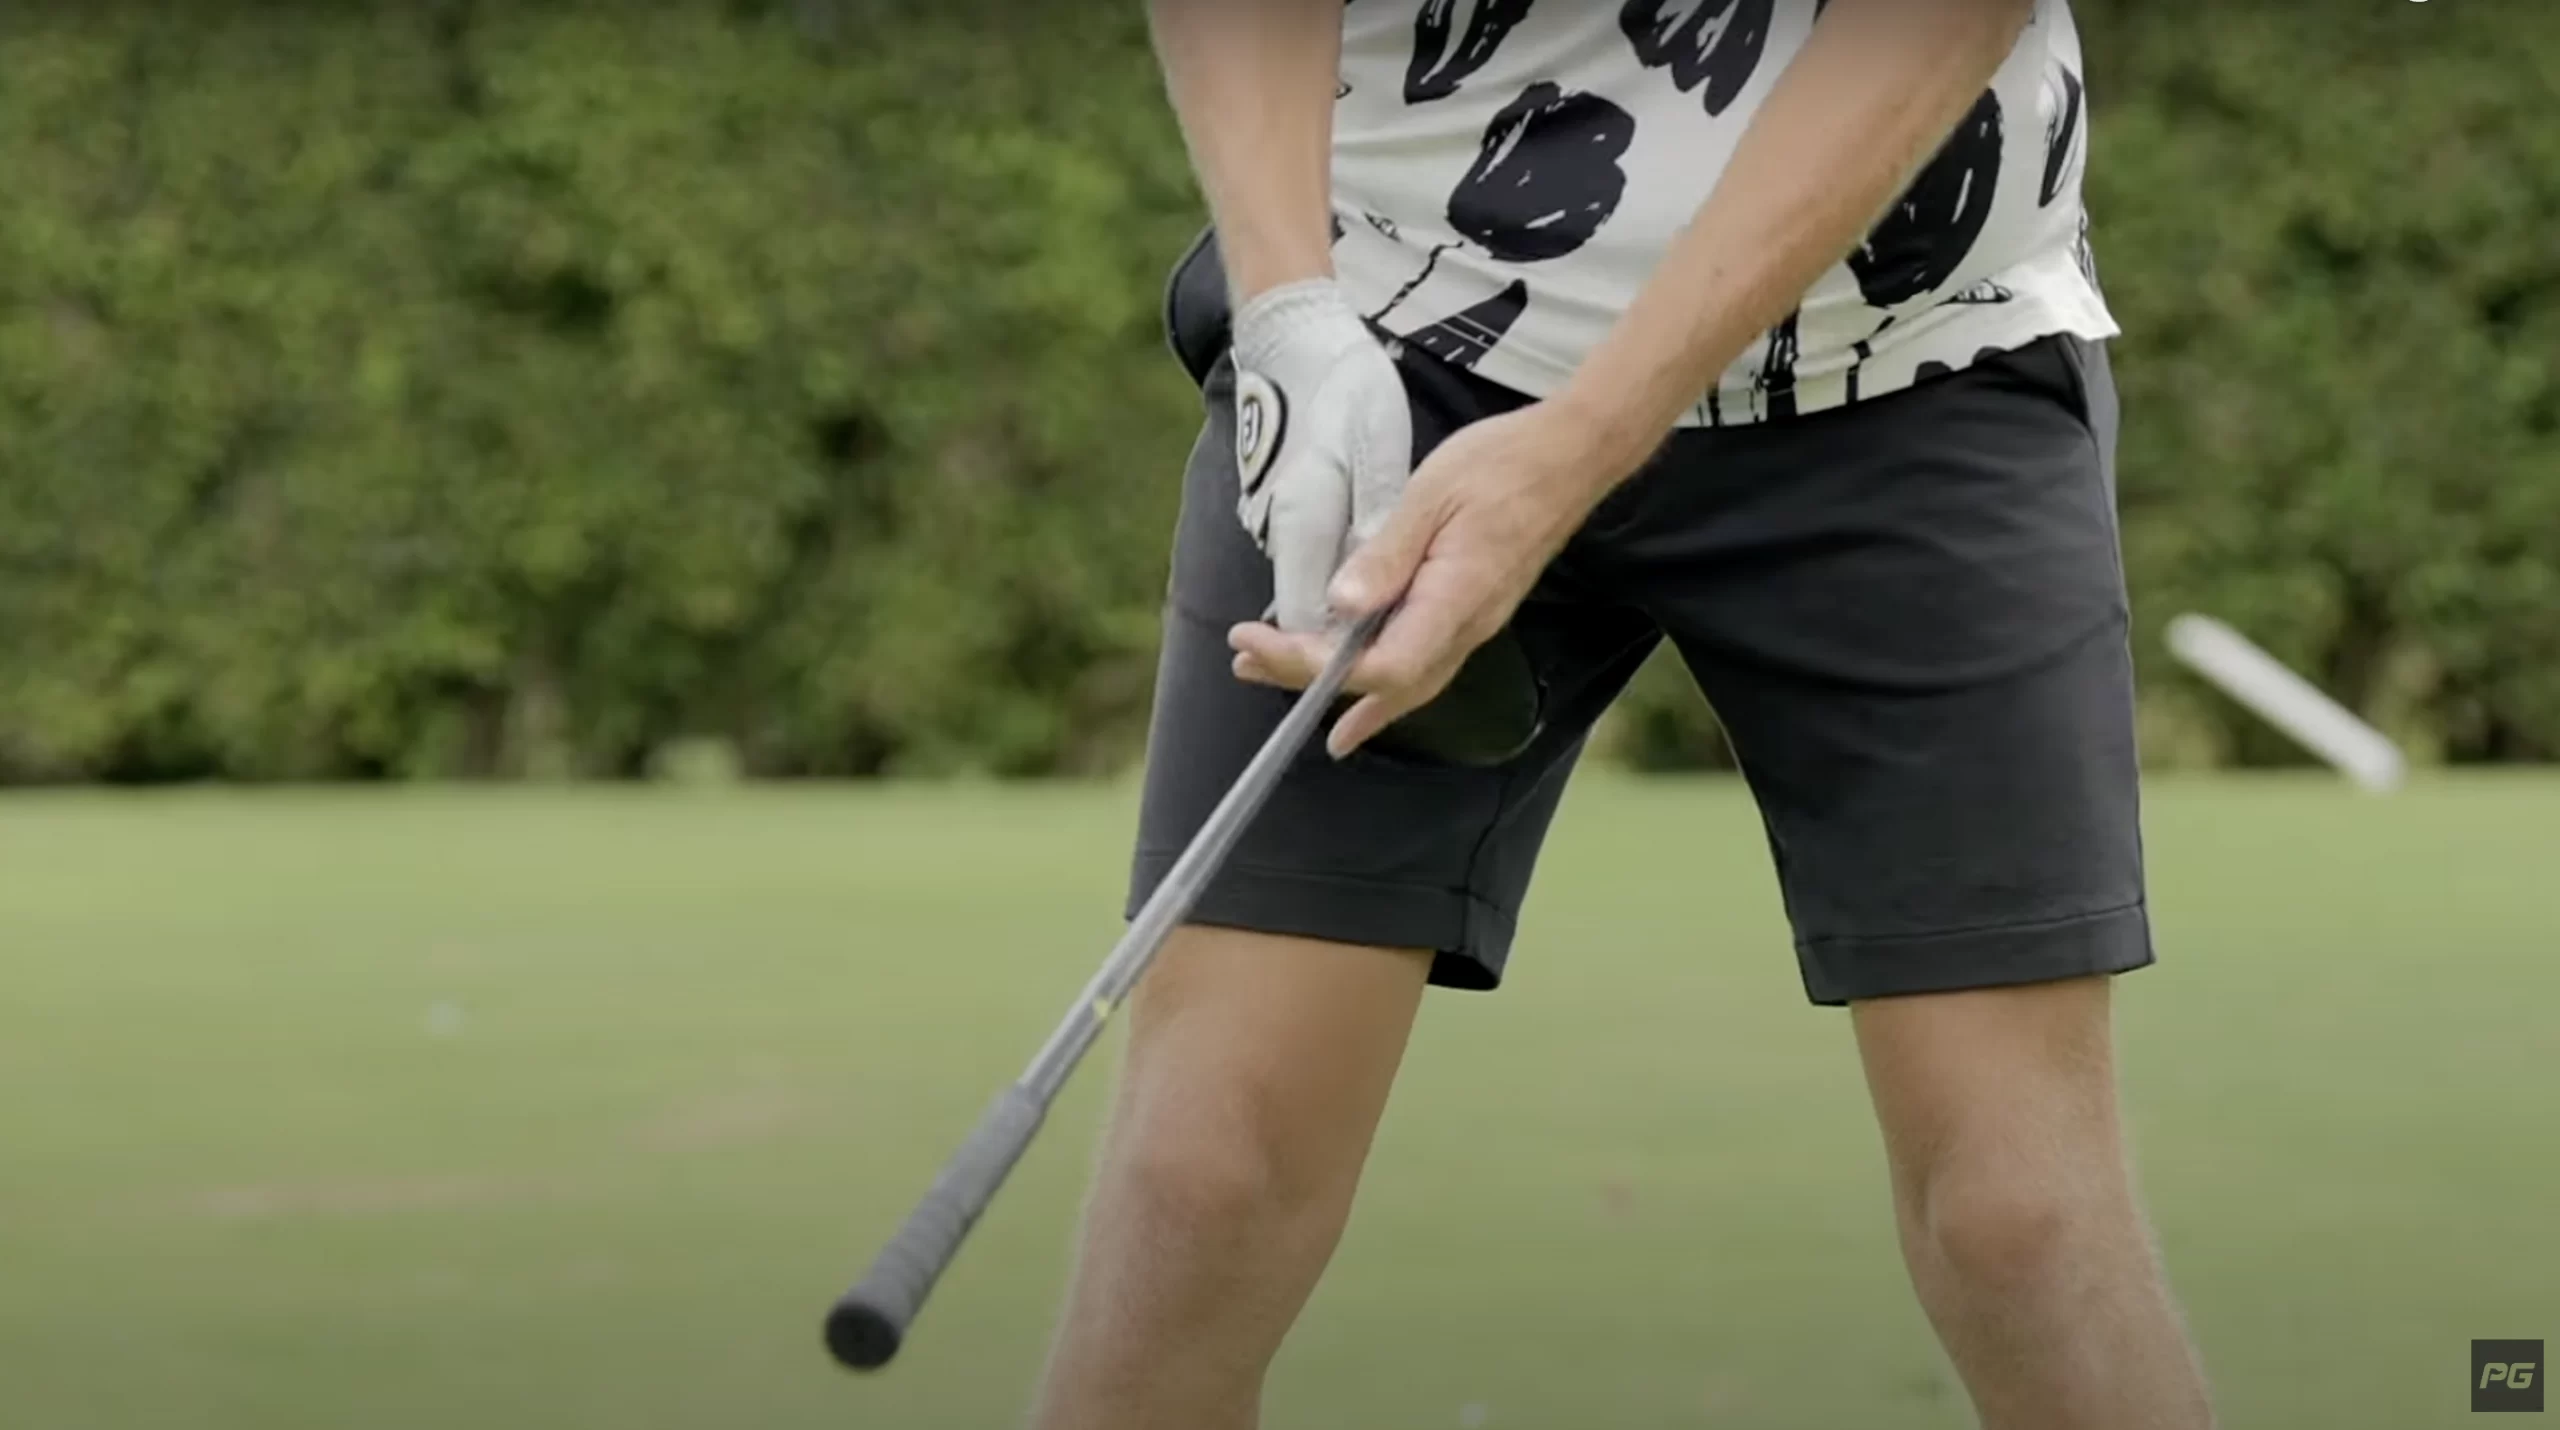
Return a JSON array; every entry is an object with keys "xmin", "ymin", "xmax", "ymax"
[{"xmin": 1128, "ymin": 236, "xmax": 2152, "ymax": 1006}]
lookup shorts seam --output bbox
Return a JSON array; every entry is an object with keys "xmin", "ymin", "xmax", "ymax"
[
  {"xmin": 1796, "ymin": 898, "xmax": 2147, "ymax": 952},
  {"xmin": 1165, "ymin": 594, "xmax": 1247, "ymax": 636},
  {"xmin": 1454, "ymin": 734, "xmax": 1535, "ymax": 923},
  {"xmin": 2049, "ymin": 336, "xmax": 2130, "ymax": 596},
  {"xmin": 1128, "ymin": 851, "xmax": 1520, "ymax": 970}
]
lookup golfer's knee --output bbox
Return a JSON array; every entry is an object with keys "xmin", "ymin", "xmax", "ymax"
[
  {"xmin": 1112, "ymin": 1120, "xmax": 1306, "ymax": 1240},
  {"xmin": 1914, "ymin": 1135, "xmax": 2129, "ymax": 1304},
  {"xmin": 1916, "ymin": 1161, "xmax": 2096, "ymax": 1293}
]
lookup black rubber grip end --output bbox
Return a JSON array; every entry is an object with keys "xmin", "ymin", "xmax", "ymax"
[
  {"xmin": 823, "ymin": 1085, "xmax": 1047, "ymax": 1372},
  {"xmin": 824, "ymin": 1300, "xmax": 901, "ymax": 1371}
]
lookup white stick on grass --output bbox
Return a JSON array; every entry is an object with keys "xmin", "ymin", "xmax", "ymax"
[{"xmin": 2163, "ymin": 613, "xmax": 2407, "ymax": 793}]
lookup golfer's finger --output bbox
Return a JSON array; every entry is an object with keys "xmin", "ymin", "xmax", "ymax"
[
  {"xmin": 1231, "ymin": 649, "xmax": 1300, "ymax": 690},
  {"xmin": 1361, "ymin": 581, "xmax": 1470, "ymax": 690},
  {"xmin": 1228, "ymin": 622, "xmax": 1330, "ymax": 691},
  {"xmin": 1321, "ymin": 601, "xmax": 1470, "ymax": 757},
  {"xmin": 1266, "ymin": 457, "xmax": 1352, "ymax": 635},
  {"xmin": 1326, "ymin": 691, "xmax": 1402, "ymax": 759},
  {"xmin": 1328, "ymin": 497, "xmax": 1433, "ymax": 620},
  {"xmin": 1235, "ymin": 580, "xmax": 1467, "ymax": 704},
  {"xmin": 1326, "ymin": 675, "xmax": 1447, "ymax": 759}
]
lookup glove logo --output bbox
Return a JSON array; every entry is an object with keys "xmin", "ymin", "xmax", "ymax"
[{"xmin": 1233, "ymin": 369, "xmax": 1287, "ymax": 498}]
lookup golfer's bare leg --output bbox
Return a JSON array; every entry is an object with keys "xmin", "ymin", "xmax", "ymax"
[
  {"xmin": 1028, "ymin": 926, "xmax": 1431, "ymax": 1430},
  {"xmin": 1855, "ymin": 975, "xmax": 2214, "ymax": 1430}
]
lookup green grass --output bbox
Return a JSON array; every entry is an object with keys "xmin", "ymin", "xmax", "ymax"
[{"xmin": 1, "ymin": 773, "xmax": 2553, "ymax": 1429}]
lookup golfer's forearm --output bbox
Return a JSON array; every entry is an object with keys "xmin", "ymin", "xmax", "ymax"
[
  {"xmin": 1146, "ymin": 0, "xmax": 1341, "ymax": 302},
  {"xmin": 1557, "ymin": 0, "xmax": 2037, "ymax": 483}
]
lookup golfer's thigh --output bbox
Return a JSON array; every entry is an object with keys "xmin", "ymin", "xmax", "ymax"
[
  {"xmin": 1694, "ymin": 616, "xmax": 2152, "ymax": 1008},
  {"xmin": 1116, "ymin": 926, "xmax": 1433, "ymax": 1176},
  {"xmin": 1850, "ymin": 975, "xmax": 2126, "ymax": 1198},
  {"xmin": 1663, "ymin": 337, "xmax": 2151, "ymax": 1007},
  {"xmin": 1127, "ymin": 562, "xmax": 1615, "ymax": 995}
]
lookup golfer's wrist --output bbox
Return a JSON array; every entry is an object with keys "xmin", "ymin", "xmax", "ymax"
[
  {"xmin": 1233, "ymin": 278, "xmax": 1361, "ymax": 367},
  {"xmin": 1222, "ymin": 223, "xmax": 1337, "ymax": 314},
  {"xmin": 1545, "ymin": 382, "xmax": 1668, "ymax": 499}
]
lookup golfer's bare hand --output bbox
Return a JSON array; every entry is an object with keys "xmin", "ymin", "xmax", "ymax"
[{"xmin": 1229, "ymin": 399, "xmax": 1622, "ymax": 759}]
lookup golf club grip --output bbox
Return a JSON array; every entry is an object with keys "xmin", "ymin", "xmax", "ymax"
[
  {"xmin": 826, "ymin": 1085, "xmax": 1046, "ymax": 1369},
  {"xmin": 826, "ymin": 610, "xmax": 1388, "ymax": 1372}
]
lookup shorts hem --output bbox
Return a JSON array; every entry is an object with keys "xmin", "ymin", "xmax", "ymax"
[
  {"xmin": 1796, "ymin": 900, "xmax": 2154, "ymax": 1007},
  {"xmin": 1126, "ymin": 854, "xmax": 1515, "ymax": 992}
]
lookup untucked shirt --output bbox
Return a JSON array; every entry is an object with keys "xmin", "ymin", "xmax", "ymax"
[{"xmin": 1329, "ymin": 0, "xmax": 2117, "ymax": 424}]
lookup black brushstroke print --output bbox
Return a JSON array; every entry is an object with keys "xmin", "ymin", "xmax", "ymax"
[
  {"xmin": 1371, "ymin": 242, "xmax": 1458, "ymax": 323},
  {"xmin": 1913, "ymin": 345, "xmax": 2019, "ymax": 387},
  {"xmin": 1620, "ymin": 0, "xmax": 1775, "ymax": 118},
  {"xmin": 1849, "ymin": 88, "xmax": 2004, "ymax": 310},
  {"xmin": 1402, "ymin": 280, "xmax": 1530, "ymax": 370},
  {"xmin": 1843, "ymin": 315, "xmax": 1895, "ymax": 404},
  {"xmin": 1376, "ymin": 80, "xmax": 1631, "ymax": 325},
  {"xmin": 2074, "ymin": 210, "xmax": 2100, "ymax": 287},
  {"xmin": 1407, "ymin": 0, "xmax": 1538, "ymax": 104},
  {"xmin": 2040, "ymin": 66, "xmax": 2084, "ymax": 207},
  {"xmin": 1755, "ymin": 308, "xmax": 1802, "ymax": 419},
  {"xmin": 1449, "ymin": 81, "xmax": 1636, "ymax": 263},
  {"xmin": 1839, "ymin": 275, "xmax": 2006, "ymax": 403}
]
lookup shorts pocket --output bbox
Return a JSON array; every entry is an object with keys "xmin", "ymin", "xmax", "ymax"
[
  {"xmin": 2049, "ymin": 335, "xmax": 2100, "ymax": 430},
  {"xmin": 1162, "ymin": 227, "xmax": 1230, "ymax": 388}
]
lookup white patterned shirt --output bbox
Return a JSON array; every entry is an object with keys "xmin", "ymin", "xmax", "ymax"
[{"xmin": 1328, "ymin": 0, "xmax": 2117, "ymax": 424}]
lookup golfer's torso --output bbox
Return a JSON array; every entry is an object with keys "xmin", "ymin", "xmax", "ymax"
[{"xmin": 1329, "ymin": 0, "xmax": 2117, "ymax": 425}]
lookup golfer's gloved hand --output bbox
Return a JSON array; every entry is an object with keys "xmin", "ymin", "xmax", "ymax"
[{"xmin": 1229, "ymin": 278, "xmax": 1413, "ymax": 633}]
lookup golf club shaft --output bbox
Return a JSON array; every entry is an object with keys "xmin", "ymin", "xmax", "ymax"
[
  {"xmin": 826, "ymin": 608, "xmax": 1388, "ymax": 1370},
  {"xmin": 1021, "ymin": 605, "xmax": 1389, "ymax": 1103}
]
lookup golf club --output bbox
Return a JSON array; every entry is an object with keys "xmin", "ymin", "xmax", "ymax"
[{"xmin": 823, "ymin": 605, "xmax": 1392, "ymax": 1372}]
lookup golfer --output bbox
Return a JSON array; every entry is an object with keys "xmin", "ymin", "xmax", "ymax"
[{"xmin": 1034, "ymin": 2, "xmax": 2215, "ymax": 1425}]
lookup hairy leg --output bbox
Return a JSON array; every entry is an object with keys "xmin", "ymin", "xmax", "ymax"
[
  {"xmin": 1027, "ymin": 926, "xmax": 1432, "ymax": 1430},
  {"xmin": 1854, "ymin": 976, "xmax": 2214, "ymax": 1430}
]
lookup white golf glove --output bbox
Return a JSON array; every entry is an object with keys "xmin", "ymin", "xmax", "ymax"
[{"xmin": 1229, "ymin": 278, "xmax": 1413, "ymax": 633}]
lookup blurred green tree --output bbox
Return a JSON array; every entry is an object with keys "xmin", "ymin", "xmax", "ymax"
[
  {"xmin": 1, "ymin": 2, "xmax": 2551, "ymax": 781},
  {"xmin": 1621, "ymin": 2, "xmax": 2560, "ymax": 770},
  {"xmin": 1, "ymin": 1, "xmax": 1204, "ymax": 780}
]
